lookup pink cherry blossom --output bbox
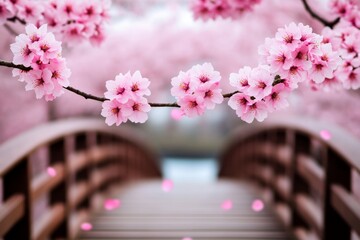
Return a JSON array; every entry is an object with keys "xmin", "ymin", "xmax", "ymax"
[
  {"xmin": 178, "ymin": 95, "xmax": 206, "ymax": 117},
  {"xmin": 101, "ymin": 99, "xmax": 129, "ymax": 126},
  {"xmin": 195, "ymin": 83, "xmax": 224, "ymax": 110},
  {"xmin": 24, "ymin": 69, "xmax": 54, "ymax": 99},
  {"xmin": 275, "ymin": 22, "xmax": 302, "ymax": 51},
  {"xmin": 104, "ymin": 73, "xmax": 132, "ymax": 103},
  {"xmin": 123, "ymin": 98, "xmax": 151, "ymax": 124},
  {"xmin": 171, "ymin": 71, "xmax": 195, "ymax": 99},
  {"xmin": 171, "ymin": 63, "xmax": 223, "ymax": 118},
  {"xmin": 191, "ymin": 62, "xmax": 221, "ymax": 85},
  {"xmin": 191, "ymin": 0, "xmax": 261, "ymax": 21},
  {"xmin": 241, "ymin": 101, "xmax": 268, "ymax": 123},
  {"xmin": 264, "ymin": 83, "xmax": 289, "ymax": 112},
  {"xmin": 228, "ymin": 93, "xmax": 253, "ymax": 118},
  {"xmin": 246, "ymin": 65, "xmax": 273, "ymax": 100},
  {"xmin": 229, "ymin": 66, "xmax": 252, "ymax": 92},
  {"xmin": 10, "ymin": 24, "xmax": 71, "ymax": 101},
  {"xmin": 102, "ymin": 71, "xmax": 152, "ymax": 125}
]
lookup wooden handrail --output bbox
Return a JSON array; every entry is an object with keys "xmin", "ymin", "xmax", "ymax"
[
  {"xmin": 0, "ymin": 118, "xmax": 161, "ymax": 240},
  {"xmin": 219, "ymin": 115, "xmax": 360, "ymax": 240}
]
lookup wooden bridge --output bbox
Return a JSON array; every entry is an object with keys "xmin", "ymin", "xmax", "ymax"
[{"xmin": 0, "ymin": 117, "xmax": 359, "ymax": 240}]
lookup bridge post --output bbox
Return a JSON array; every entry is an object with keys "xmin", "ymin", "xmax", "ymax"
[
  {"xmin": 3, "ymin": 158, "xmax": 32, "ymax": 240},
  {"xmin": 49, "ymin": 139, "xmax": 69, "ymax": 239},
  {"xmin": 290, "ymin": 132, "xmax": 311, "ymax": 229},
  {"xmin": 323, "ymin": 149, "xmax": 351, "ymax": 240}
]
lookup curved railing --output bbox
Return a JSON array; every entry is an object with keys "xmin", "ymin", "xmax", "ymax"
[
  {"xmin": 219, "ymin": 116, "xmax": 360, "ymax": 240},
  {"xmin": 0, "ymin": 118, "xmax": 161, "ymax": 240}
]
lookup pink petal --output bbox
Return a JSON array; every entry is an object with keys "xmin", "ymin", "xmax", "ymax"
[
  {"xmin": 221, "ymin": 200, "xmax": 233, "ymax": 210},
  {"xmin": 171, "ymin": 109, "xmax": 184, "ymax": 121},
  {"xmin": 81, "ymin": 222, "xmax": 93, "ymax": 231},
  {"xmin": 320, "ymin": 130, "xmax": 332, "ymax": 140},
  {"xmin": 47, "ymin": 167, "xmax": 57, "ymax": 177},
  {"xmin": 252, "ymin": 199, "xmax": 264, "ymax": 212},
  {"xmin": 162, "ymin": 179, "xmax": 174, "ymax": 192},
  {"xmin": 104, "ymin": 199, "xmax": 121, "ymax": 211}
]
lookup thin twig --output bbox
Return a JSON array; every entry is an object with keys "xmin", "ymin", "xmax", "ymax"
[
  {"xmin": 149, "ymin": 102, "xmax": 180, "ymax": 107},
  {"xmin": 223, "ymin": 91, "xmax": 239, "ymax": 98},
  {"xmin": 0, "ymin": 60, "xmax": 32, "ymax": 71},
  {"xmin": 301, "ymin": 0, "xmax": 340, "ymax": 28},
  {"xmin": 0, "ymin": 59, "xmax": 243, "ymax": 108},
  {"xmin": 4, "ymin": 23, "xmax": 19, "ymax": 36},
  {"xmin": 7, "ymin": 16, "xmax": 26, "ymax": 25},
  {"xmin": 64, "ymin": 86, "xmax": 108, "ymax": 102}
]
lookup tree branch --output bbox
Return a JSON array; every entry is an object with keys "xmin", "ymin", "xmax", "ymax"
[
  {"xmin": 223, "ymin": 91, "xmax": 239, "ymax": 98},
  {"xmin": 0, "ymin": 59, "xmax": 243, "ymax": 108},
  {"xmin": 301, "ymin": 0, "xmax": 340, "ymax": 28},
  {"xmin": 0, "ymin": 60, "xmax": 32, "ymax": 71},
  {"xmin": 4, "ymin": 23, "xmax": 19, "ymax": 36},
  {"xmin": 64, "ymin": 86, "xmax": 108, "ymax": 102},
  {"xmin": 7, "ymin": 16, "xmax": 26, "ymax": 25}
]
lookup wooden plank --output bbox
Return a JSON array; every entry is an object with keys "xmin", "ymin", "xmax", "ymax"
[
  {"xmin": 272, "ymin": 176, "xmax": 291, "ymax": 201},
  {"xmin": 68, "ymin": 151, "xmax": 89, "ymax": 174},
  {"xmin": 274, "ymin": 203, "xmax": 291, "ymax": 227},
  {"xmin": 0, "ymin": 195, "xmax": 25, "ymax": 236},
  {"xmin": 297, "ymin": 155, "xmax": 324, "ymax": 195},
  {"xmin": 331, "ymin": 184, "xmax": 360, "ymax": 236},
  {"xmin": 31, "ymin": 163, "xmax": 65, "ymax": 200},
  {"xmin": 80, "ymin": 230, "xmax": 291, "ymax": 239},
  {"xmin": 275, "ymin": 145, "xmax": 292, "ymax": 168},
  {"xmin": 70, "ymin": 209, "xmax": 90, "ymax": 239},
  {"xmin": 69, "ymin": 182, "xmax": 91, "ymax": 210},
  {"xmin": 79, "ymin": 180, "xmax": 293, "ymax": 239},
  {"xmin": 0, "ymin": 118, "xmax": 160, "ymax": 177},
  {"xmin": 32, "ymin": 204, "xmax": 65, "ymax": 240},
  {"xmin": 295, "ymin": 194, "xmax": 323, "ymax": 238}
]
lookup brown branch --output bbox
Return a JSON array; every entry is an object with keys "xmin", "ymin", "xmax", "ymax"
[
  {"xmin": 4, "ymin": 23, "xmax": 19, "ymax": 36},
  {"xmin": 0, "ymin": 60, "xmax": 32, "ymax": 71},
  {"xmin": 301, "ymin": 0, "xmax": 340, "ymax": 28},
  {"xmin": 7, "ymin": 16, "xmax": 26, "ymax": 25},
  {"xmin": 1, "ymin": 59, "xmax": 243, "ymax": 108},
  {"xmin": 223, "ymin": 91, "xmax": 239, "ymax": 98},
  {"xmin": 64, "ymin": 86, "xmax": 108, "ymax": 102}
]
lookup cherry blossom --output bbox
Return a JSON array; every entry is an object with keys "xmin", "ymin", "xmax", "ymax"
[
  {"xmin": 102, "ymin": 71, "xmax": 151, "ymax": 126},
  {"xmin": 2, "ymin": 0, "xmax": 110, "ymax": 46},
  {"xmin": 191, "ymin": 0, "xmax": 261, "ymax": 20},
  {"xmin": 229, "ymin": 22, "xmax": 341, "ymax": 123},
  {"xmin": 10, "ymin": 24, "xmax": 71, "ymax": 101},
  {"xmin": 171, "ymin": 63, "xmax": 223, "ymax": 118},
  {"xmin": 101, "ymin": 99, "xmax": 129, "ymax": 126}
]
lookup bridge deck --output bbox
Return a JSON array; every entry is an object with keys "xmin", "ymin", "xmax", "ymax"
[{"xmin": 79, "ymin": 180, "xmax": 294, "ymax": 240}]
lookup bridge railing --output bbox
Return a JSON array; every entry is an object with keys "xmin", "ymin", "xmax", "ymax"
[
  {"xmin": 0, "ymin": 118, "xmax": 161, "ymax": 240},
  {"xmin": 219, "ymin": 116, "xmax": 360, "ymax": 240}
]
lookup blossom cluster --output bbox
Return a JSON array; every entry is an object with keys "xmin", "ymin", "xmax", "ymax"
[
  {"xmin": 228, "ymin": 22, "xmax": 341, "ymax": 123},
  {"xmin": 330, "ymin": 0, "xmax": 360, "ymax": 28},
  {"xmin": 320, "ymin": 25, "xmax": 360, "ymax": 90},
  {"xmin": 191, "ymin": 0, "xmax": 261, "ymax": 21},
  {"xmin": 10, "ymin": 24, "xmax": 71, "ymax": 101},
  {"xmin": 171, "ymin": 63, "xmax": 223, "ymax": 117},
  {"xmin": 317, "ymin": 0, "xmax": 360, "ymax": 91},
  {"xmin": 0, "ymin": 0, "xmax": 110, "ymax": 45},
  {"xmin": 101, "ymin": 71, "xmax": 151, "ymax": 126},
  {"xmin": 228, "ymin": 66, "xmax": 289, "ymax": 123}
]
